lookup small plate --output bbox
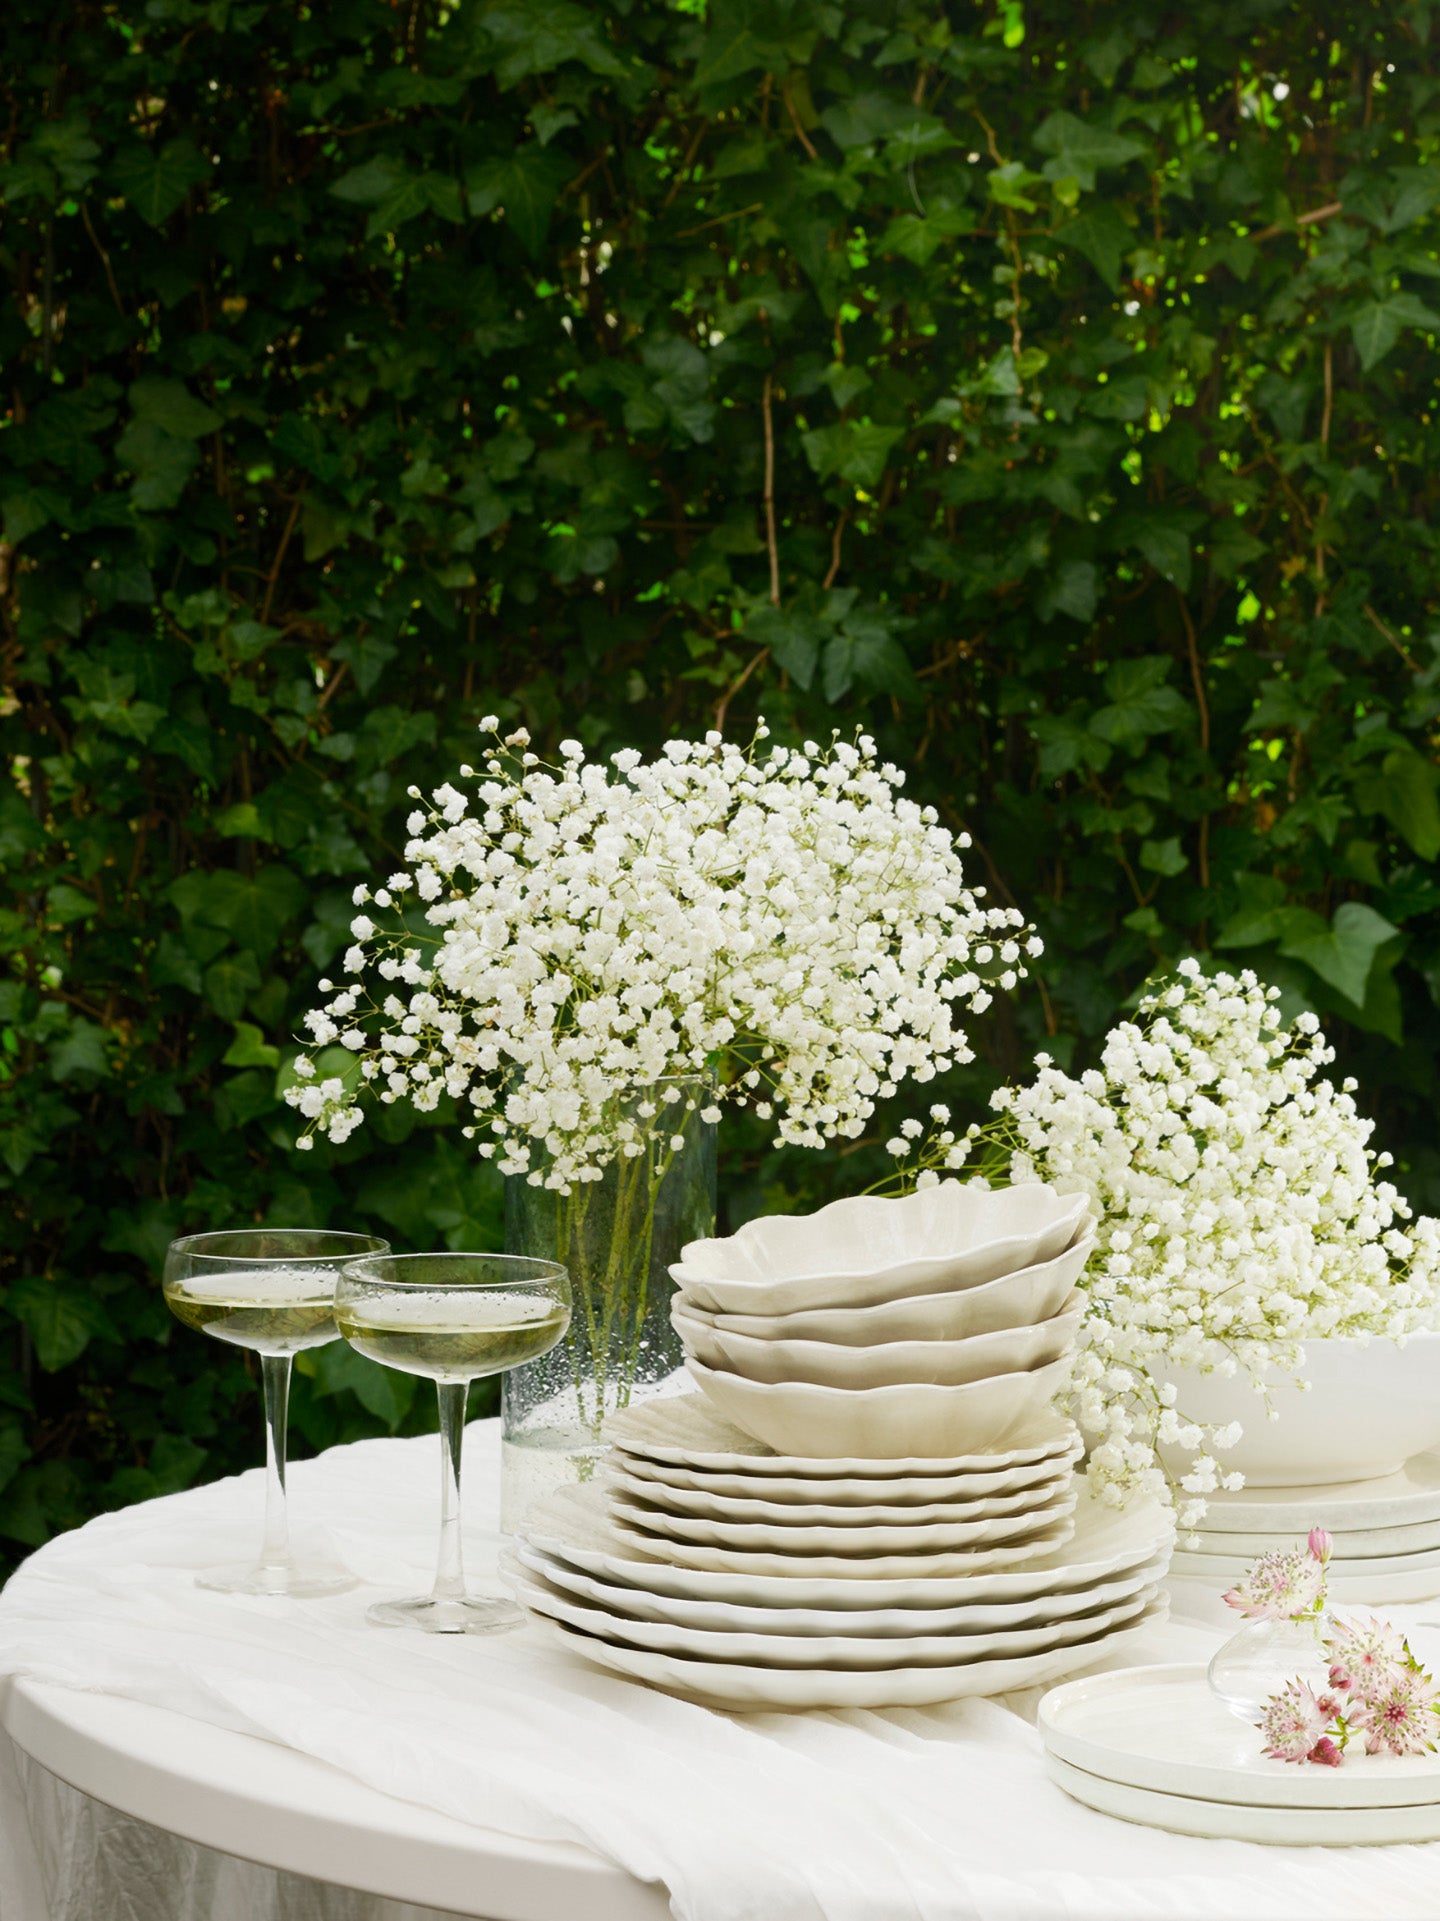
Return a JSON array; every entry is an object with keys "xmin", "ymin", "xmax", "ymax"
[
  {"xmin": 609, "ymin": 1485, "xmax": 1077, "ymax": 1556},
  {"xmin": 536, "ymin": 1600, "xmax": 1166, "ymax": 1710},
  {"xmin": 1185, "ymin": 1516, "xmax": 1440, "ymax": 1557},
  {"xmin": 1198, "ymin": 1451, "xmax": 1440, "ymax": 1533},
  {"xmin": 524, "ymin": 1480, "xmax": 1173, "ymax": 1607},
  {"xmin": 513, "ymin": 1536, "xmax": 1173, "ymax": 1637},
  {"xmin": 611, "ymin": 1502, "xmax": 1076, "ymax": 1578},
  {"xmin": 610, "ymin": 1439, "xmax": 1084, "ymax": 1508},
  {"xmin": 509, "ymin": 1555, "xmax": 1159, "ymax": 1671},
  {"xmin": 604, "ymin": 1463, "xmax": 1073, "ymax": 1527},
  {"xmin": 606, "ymin": 1394, "xmax": 1080, "ymax": 1478},
  {"xmin": 1046, "ymin": 1755, "xmax": 1440, "ymax": 1845},
  {"xmin": 1040, "ymin": 1659, "xmax": 1440, "ymax": 1811}
]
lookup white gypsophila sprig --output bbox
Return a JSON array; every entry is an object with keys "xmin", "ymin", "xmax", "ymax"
[
  {"xmin": 285, "ymin": 723, "xmax": 1040, "ymax": 1189},
  {"xmin": 988, "ymin": 959, "xmax": 1440, "ymax": 1527}
]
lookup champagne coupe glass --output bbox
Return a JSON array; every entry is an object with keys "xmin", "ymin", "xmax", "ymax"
[
  {"xmin": 336, "ymin": 1252, "xmax": 571, "ymax": 1633},
  {"xmin": 164, "ymin": 1227, "xmax": 389, "ymax": 1597}
]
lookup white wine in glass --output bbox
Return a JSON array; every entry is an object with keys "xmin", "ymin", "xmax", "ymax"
[
  {"xmin": 164, "ymin": 1228, "xmax": 389, "ymax": 1597},
  {"xmin": 336, "ymin": 1252, "xmax": 570, "ymax": 1633}
]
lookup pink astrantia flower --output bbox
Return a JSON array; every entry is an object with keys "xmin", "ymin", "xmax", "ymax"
[
  {"xmin": 1308, "ymin": 1735, "xmax": 1344, "ymax": 1767},
  {"xmin": 1325, "ymin": 1617, "xmax": 1410, "ymax": 1708},
  {"xmin": 1223, "ymin": 1543, "xmax": 1327, "ymax": 1621},
  {"xmin": 1258, "ymin": 1680, "xmax": 1340, "ymax": 1763},
  {"xmin": 1308, "ymin": 1528, "xmax": 1333, "ymax": 1564},
  {"xmin": 1360, "ymin": 1666, "xmax": 1440, "ymax": 1758}
]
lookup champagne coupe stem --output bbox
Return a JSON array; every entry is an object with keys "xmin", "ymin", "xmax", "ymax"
[
  {"xmin": 432, "ymin": 1380, "xmax": 469, "ymax": 1604},
  {"xmin": 259, "ymin": 1353, "xmax": 293, "ymax": 1576}
]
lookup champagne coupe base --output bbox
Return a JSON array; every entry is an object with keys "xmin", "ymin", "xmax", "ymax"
[
  {"xmin": 365, "ymin": 1592, "xmax": 522, "ymax": 1634},
  {"xmin": 197, "ymin": 1562, "xmax": 359, "ymax": 1599}
]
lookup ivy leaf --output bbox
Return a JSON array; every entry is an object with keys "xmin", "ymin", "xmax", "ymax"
[
  {"xmin": 1057, "ymin": 203, "xmax": 1132, "ymax": 290},
  {"xmin": 693, "ymin": 0, "xmax": 772, "ymax": 90},
  {"xmin": 1354, "ymin": 748, "xmax": 1440, "ymax": 861},
  {"xmin": 9, "ymin": 1276, "xmax": 119, "ymax": 1373},
  {"xmin": 746, "ymin": 604, "xmax": 824, "ymax": 691},
  {"xmin": 0, "ymin": 793, "xmax": 45, "ymax": 865},
  {"xmin": 1090, "ymin": 657, "xmax": 1189, "ymax": 745},
  {"xmin": 204, "ymin": 952, "xmax": 263, "ymax": 1022},
  {"xmin": 1279, "ymin": 901, "xmax": 1400, "ymax": 1008},
  {"xmin": 1350, "ymin": 293, "xmax": 1440, "ymax": 371},
  {"xmin": 1214, "ymin": 875, "xmax": 1289, "ymax": 948},
  {"xmin": 110, "ymin": 139, "xmax": 209, "ymax": 226},
  {"xmin": 801, "ymin": 421, "xmax": 905, "ymax": 489},
  {"xmin": 821, "ymin": 91, "xmax": 918, "ymax": 151},
  {"xmin": 221, "ymin": 1021, "xmax": 281, "ymax": 1069},
  {"xmin": 115, "ymin": 422, "xmax": 199, "ymax": 512},
  {"xmin": 480, "ymin": 2, "xmax": 631, "ymax": 88},
  {"xmin": 1139, "ymin": 836, "xmax": 1187, "ymax": 877},
  {"xmin": 48, "ymin": 1019, "xmax": 109, "ymax": 1081},
  {"xmin": 1033, "ymin": 112, "xmax": 1144, "ymax": 190},
  {"xmin": 470, "ymin": 146, "xmax": 570, "ymax": 257},
  {"xmin": 329, "ymin": 156, "xmax": 403, "ymax": 205},
  {"xmin": 309, "ymin": 1341, "xmax": 417, "ymax": 1430},
  {"xmin": 1037, "ymin": 558, "xmax": 1099, "ymax": 624},
  {"xmin": 500, "ymin": 144, "xmax": 570, "ymax": 257}
]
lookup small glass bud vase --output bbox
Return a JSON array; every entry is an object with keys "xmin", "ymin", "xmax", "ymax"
[{"xmin": 1208, "ymin": 1613, "xmax": 1337, "ymax": 1724}]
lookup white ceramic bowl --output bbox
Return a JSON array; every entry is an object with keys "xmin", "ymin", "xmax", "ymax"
[
  {"xmin": 686, "ymin": 1353, "xmax": 1074, "ymax": 1459},
  {"xmin": 681, "ymin": 1233, "xmax": 1095, "ymax": 1345},
  {"xmin": 1156, "ymin": 1333, "xmax": 1440, "ymax": 1487},
  {"xmin": 672, "ymin": 1181, "xmax": 1091, "ymax": 1317},
  {"xmin": 672, "ymin": 1298, "xmax": 1083, "ymax": 1389}
]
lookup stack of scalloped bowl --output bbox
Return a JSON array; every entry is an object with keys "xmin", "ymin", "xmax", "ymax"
[{"xmin": 671, "ymin": 1182, "xmax": 1095, "ymax": 1460}]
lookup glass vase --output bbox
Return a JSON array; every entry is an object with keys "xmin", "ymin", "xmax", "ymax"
[
  {"xmin": 500, "ymin": 1082, "xmax": 716, "ymax": 1531},
  {"xmin": 1208, "ymin": 1612, "xmax": 1337, "ymax": 1724}
]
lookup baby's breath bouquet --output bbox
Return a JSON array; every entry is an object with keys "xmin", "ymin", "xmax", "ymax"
[
  {"xmin": 892, "ymin": 961, "xmax": 1440, "ymax": 1526},
  {"xmin": 998, "ymin": 962, "xmax": 1440, "ymax": 1525},
  {"xmin": 288, "ymin": 721, "xmax": 1039, "ymax": 1481}
]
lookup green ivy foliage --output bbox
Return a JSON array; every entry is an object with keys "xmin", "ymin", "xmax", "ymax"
[{"xmin": 4, "ymin": 0, "xmax": 1440, "ymax": 1570}]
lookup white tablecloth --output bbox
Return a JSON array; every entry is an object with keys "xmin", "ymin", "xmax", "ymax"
[{"xmin": 4, "ymin": 1420, "xmax": 1440, "ymax": 1921}]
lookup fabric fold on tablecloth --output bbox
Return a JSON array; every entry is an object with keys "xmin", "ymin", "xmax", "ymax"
[{"xmin": 4, "ymin": 1424, "xmax": 1440, "ymax": 1921}]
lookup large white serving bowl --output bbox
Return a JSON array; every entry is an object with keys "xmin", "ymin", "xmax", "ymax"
[
  {"xmin": 672, "ymin": 1181, "xmax": 1091, "ymax": 1316},
  {"xmin": 1156, "ymin": 1332, "xmax": 1440, "ymax": 1486},
  {"xmin": 684, "ymin": 1233, "xmax": 1094, "ymax": 1344},
  {"xmin": 686, "ymin": 1352, "xmax": 1073, "ymax": 1458},
  {"xmin": 672, "ymin": 1298, "xmax": 1083, "ymax": 1389}
]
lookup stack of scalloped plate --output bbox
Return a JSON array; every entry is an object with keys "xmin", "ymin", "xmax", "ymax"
[
  {"xmin": 1171, "ymin": 1452, "xmax": 1440, "ymax": 1604},
  {"xmin": 507, "ymin": 1396, "xmax": 1174, "ymax": 1710},
  {"xmin": 1040, "ymin": 1659, "xmax": 1440, "ymax": 1843}
]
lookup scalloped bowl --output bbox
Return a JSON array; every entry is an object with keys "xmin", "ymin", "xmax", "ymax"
[
  {"xmin": 672, "ymin": 1297, "xmax": 1083, "ymax": 1389},
  {"xmin": 686, "ymin": 1353, "xmax": 1076, "ymax": 1458},
  {"xmin": 681, "ymin": 1232, "xmax": 1095, "ymax": 1345},
  {"xmin": 673, "ymin": 1182, "xmax": 1091, "ymax": 1317}
]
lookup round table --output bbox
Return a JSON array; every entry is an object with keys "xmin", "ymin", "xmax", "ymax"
[{"xmin": 2, "ymin": 1672, "xmax": 668, "ymax": 1921}]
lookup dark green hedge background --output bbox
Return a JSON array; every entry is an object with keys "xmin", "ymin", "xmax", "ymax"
[{"xmin": 4, "ymin": 0, "xmax": 1440, "ymax": 1571}]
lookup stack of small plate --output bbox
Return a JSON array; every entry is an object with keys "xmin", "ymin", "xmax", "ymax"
[
  {"xmin": 1172, "ymin": 1452, "xmax": 1440, "ymax": 1604},
  {"xmin": 508, "ymin": 1396, "xmax": 1174, "ymax": 1710},
  {"xmin": 669, "ymin": 1181, "xmax": 1095, "ymax": 1459},
  {"xmin": 1040, "ymin": 1659, "xmax": 1440, "ymax": 1843}
]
